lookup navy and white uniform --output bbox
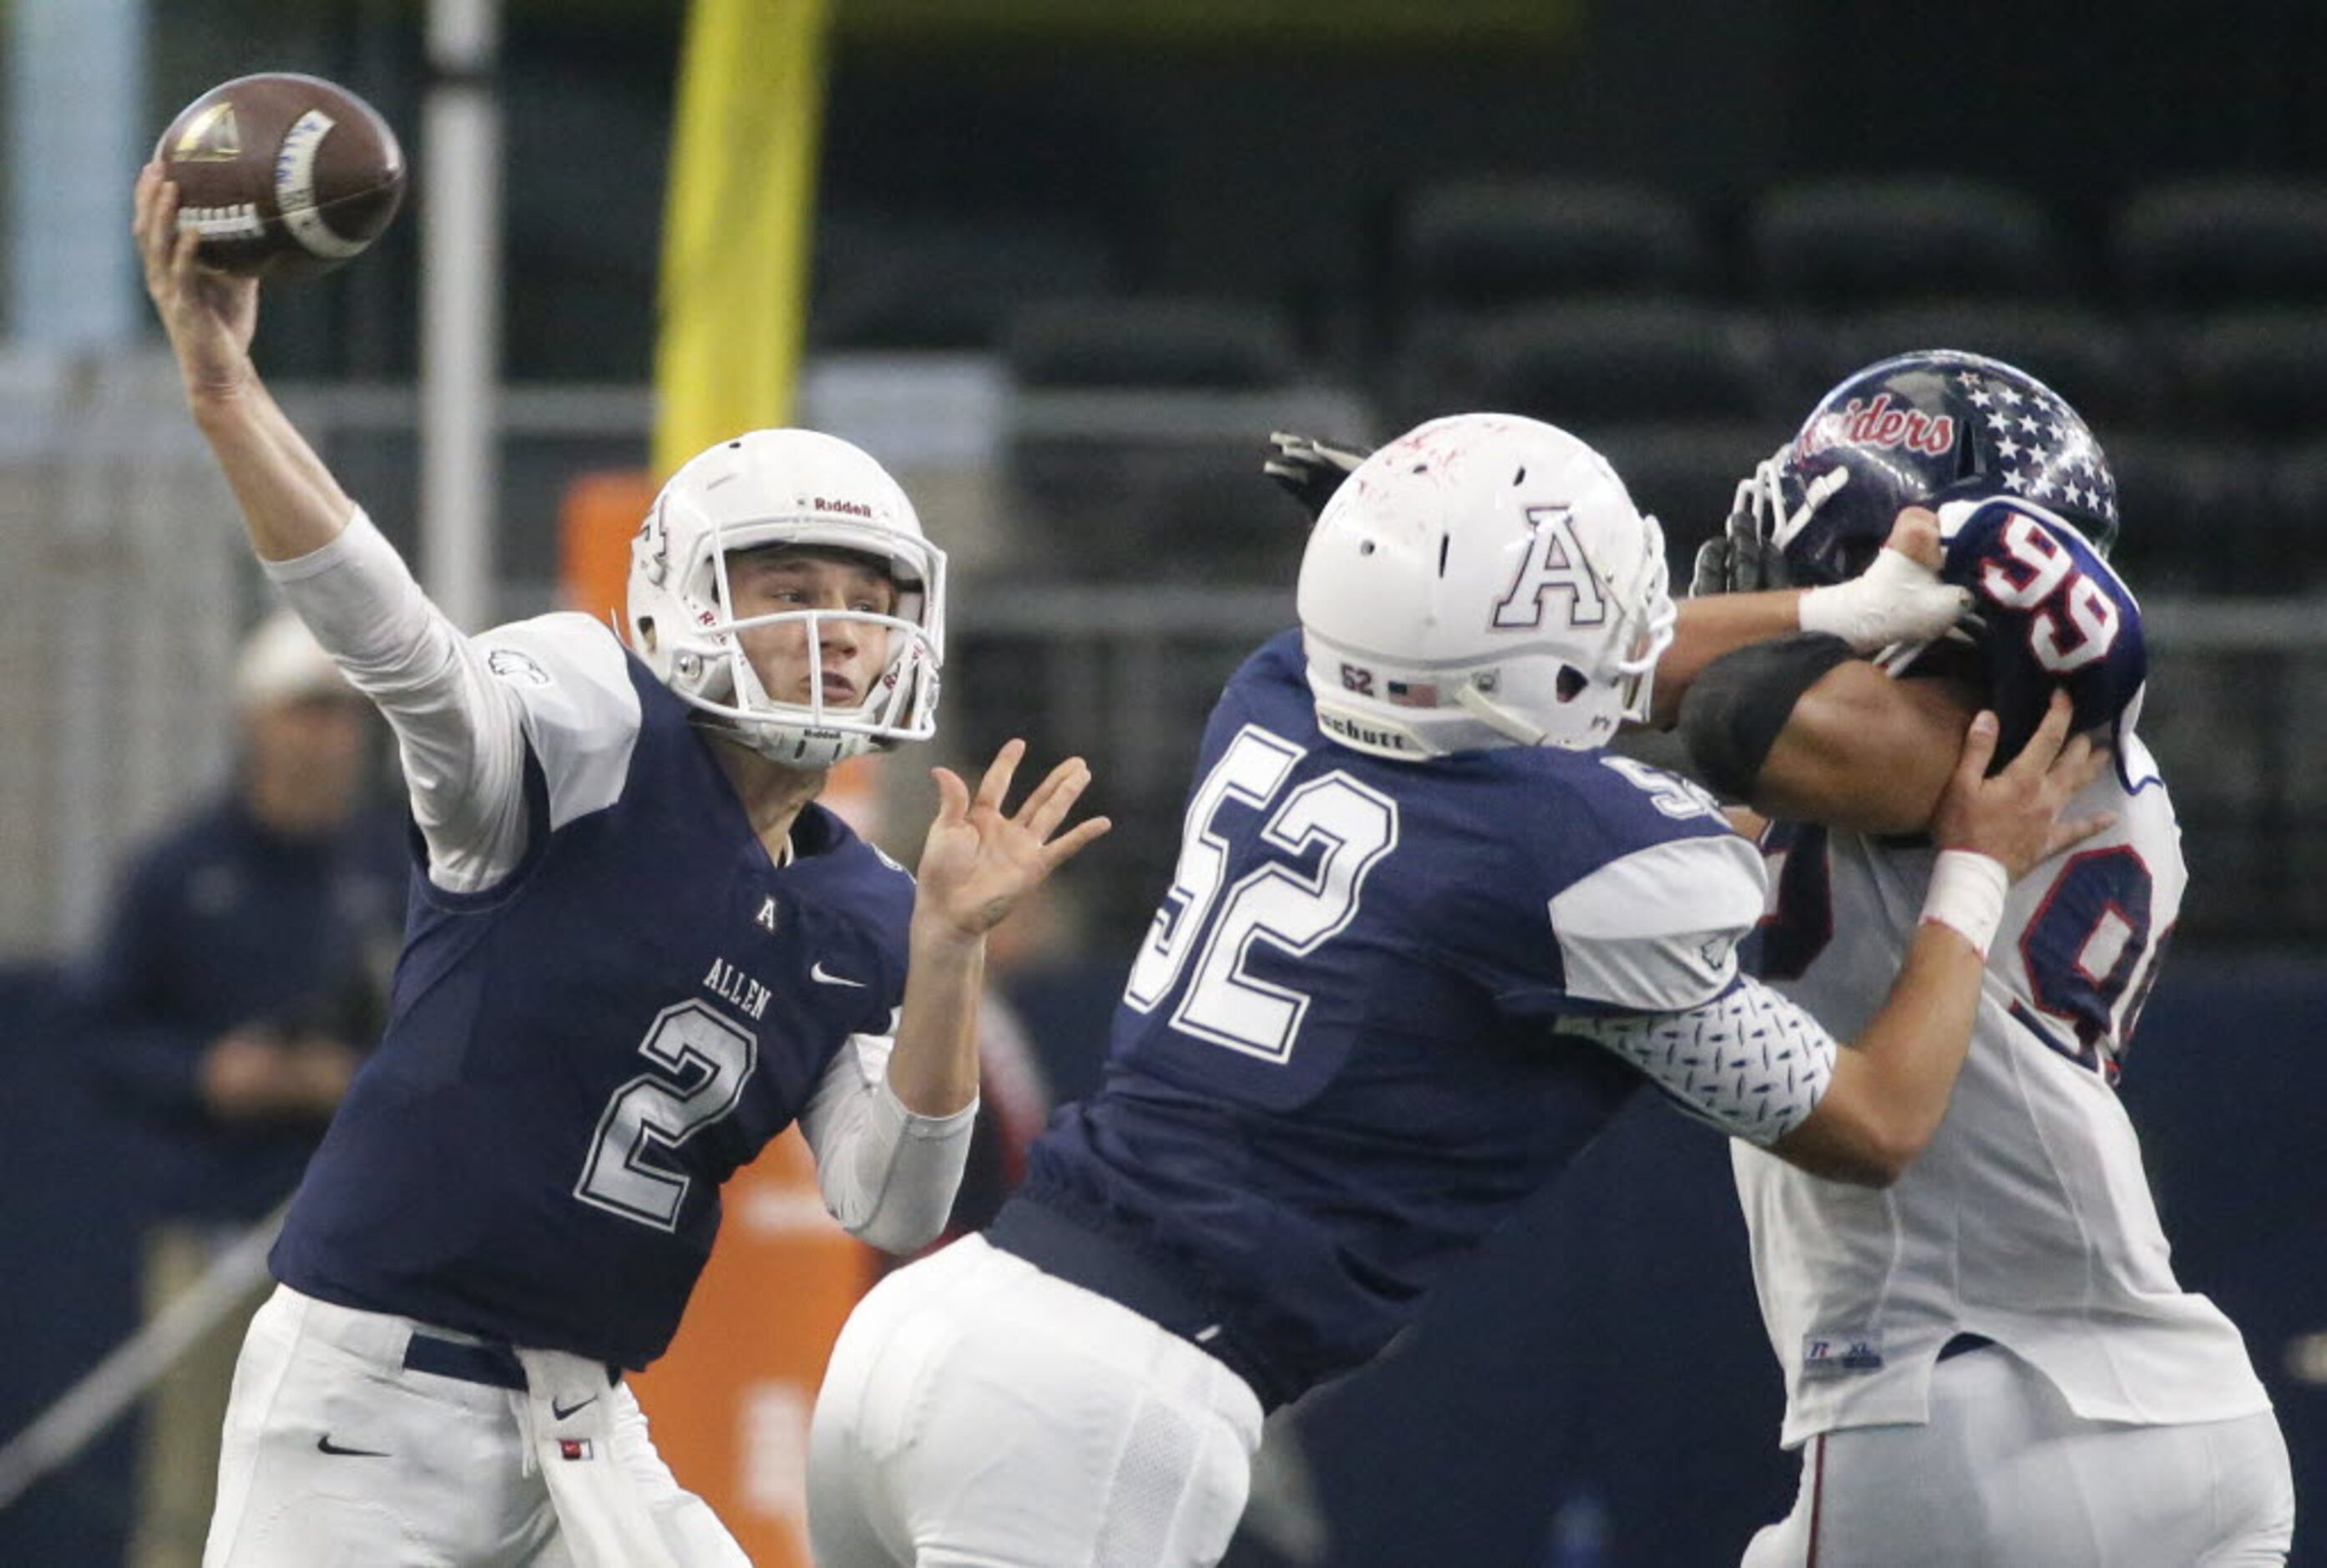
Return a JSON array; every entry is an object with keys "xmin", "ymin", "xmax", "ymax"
[
  {"xmin": 1736, "ymin": 501, "xmax": 2294, "ymax": 1567},
  {"xmin": 273, "ymin": 630, "xmax": 910, "ymax": 1369},
  {"xmin": 205, "ymin": 511, "xmax": 971, "ymax": 1568},
  {"xmin": 809, "ymin": 630, "xmax": 1842, "ymax": 1568}
]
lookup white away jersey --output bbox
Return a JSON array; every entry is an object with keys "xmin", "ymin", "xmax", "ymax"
[{"xmin": 1734, "ymin": 738, "xmax": 2271, "ymax": 1446}]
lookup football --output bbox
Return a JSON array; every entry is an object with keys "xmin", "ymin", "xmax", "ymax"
[{"xmin": 154, "ymin": 72, "xmax": 406, "ymax": 280}]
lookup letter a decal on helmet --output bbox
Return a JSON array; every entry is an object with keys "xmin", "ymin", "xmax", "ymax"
[
  {"xmin": 1298, "ymin": 412, "xmax": 1674, "ymax": 759},
  {"xmin": 1491, "ymin": 507, "xmax": 1608, "ymax": 630}
]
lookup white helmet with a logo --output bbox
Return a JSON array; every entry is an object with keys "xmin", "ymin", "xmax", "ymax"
[
  {"xmin": 1298, "ymin": 412, "xmax": 1673, "ymax": 760},
  {"xmin": 626, "ymin": 428, "xmax": 946, "ymax": 767}
]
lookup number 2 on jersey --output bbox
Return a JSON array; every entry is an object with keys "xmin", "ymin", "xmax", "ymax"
[
  {"xmin": 574, "ymin": 1000, "xmax": 756, "ymax": 1230},
  {"xmin": 1125, "ymin": 724, "xmax": 1399, "ymax": 1063}
]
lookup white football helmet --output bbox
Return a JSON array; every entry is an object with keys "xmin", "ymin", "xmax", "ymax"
[
  {"xmin": 626, "ymin": 429, "xmax": 945, "ymax": 766},
  {"xmin": 1298, "ymin": 412, "xmax": 1674, "ymax": 760}
]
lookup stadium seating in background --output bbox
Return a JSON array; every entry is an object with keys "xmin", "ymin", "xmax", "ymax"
[
  {"xmin": 1749, "ymin": 177, "xmax": 2074, "ymax": 309},
  {"xmin": 1004, "ymin": 297, "xmax": 1299, "ymax": 392},
  {"xmin": 1589, "ymin": 422, "xmax": 1773, "ymax": 553},
  {"xmin": 1384, "ymin": 297, "xmax": 1778, "ymax": 431},
  {"xmin": 1000, "ymin": 296, "xmax": 1343, "ymax": 585},
  {"xmin": 2266, "ymin": 440, "xmax": 2327, "ymax": 594},
  {"xmin": 811, "ymin": 215, "xmax": 1121, "ymax": 351},
  {"xmin": 1379, "ymin": 300, "xmax": 1783, "ymax": 549},
  {"xmin": 2112, "ymin": 179, "xmax": 2327, "ymax": 316},
  {"xmin": 2105, "ymin": 434, "xmax": 2270, "ymax": 595},
  {"xmin": 1384, "ymin": 180, "xmax": 1720, "ymax": 427},
  {"xmin": 2124, "ymin": 309, "xmax": 2327, "ymax": 598},
  {"xmin": 1783, "ymin": 302, "xmax": 2155, "ymax": 427},
  {"xmin": 2164, "ymin": 309, "xmax": 2327, "ymax": 440},
  {"xmin": 1750, "ymin": 179, "xmax": 2077, "ymax": 419},
  {"xmin": 1394, "ymin": 176, "xmax": 1717, "ymax": 316}
]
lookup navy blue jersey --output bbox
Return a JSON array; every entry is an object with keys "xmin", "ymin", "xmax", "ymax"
[
  {"xmin": 272, "ymin": 623, "xmax": 913, "ymax": 1368},
  {"xmin": 1019, "ymin": 630, "xmax": 1768, "ymax": 1406}
]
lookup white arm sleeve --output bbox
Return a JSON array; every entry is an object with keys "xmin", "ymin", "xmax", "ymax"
[
  {"xmin": 796, "ymin": 1031, "xmax": 979, "ymax": 1254},
  {"xmin": 264, "ymin": 509, "xmax": 529, "ymax": 887},
  {"xmin": 1562, "ymin": 978, "xmax": 1838, "ymax": 1146},
  {"xmin": 264, "ymin": 510, "xmax": 641, "ymax": 893}
]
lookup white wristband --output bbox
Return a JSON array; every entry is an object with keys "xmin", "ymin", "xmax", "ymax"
[
  {"xmin": 1798, "ymin": 549, "xmax": 1973, "ymax": 652},
  {"xmin": 1920, "ymin": 849, "xmax": 2010, "ymax": 959}
]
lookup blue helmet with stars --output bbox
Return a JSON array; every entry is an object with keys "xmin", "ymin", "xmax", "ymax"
[{"xmin": 1773, "ymin": 349, "xmax": 2118, "ymax": 587}]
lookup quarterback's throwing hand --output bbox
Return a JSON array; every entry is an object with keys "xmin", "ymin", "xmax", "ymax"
[
  {"xmin": 917, "ymin": 741, "xmax": 1110, "ymax": 938},
  {"xmin": 134, "ymin": 162, "xmax": 259, "ymax": 403}
]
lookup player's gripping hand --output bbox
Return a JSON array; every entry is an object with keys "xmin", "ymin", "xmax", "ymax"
[
  {"xmin": 915, "ymin": 740, "xmax": 1110, "ymax": 940},
  {"xmin": 1799, "ymin": 507, "xmax": 1975, "ymax": 655},
  {"xmin": 1931, "ymin": 689, "xmax": 2112, "ymax": 884},
  {"xmin": 134, "ymin": 162, "xmax": 259, "ymax": 404},
  {"xmin": 1692, "ymin": 446, "xmax": 1972, "ymax": 653},
  {"xmin": 1263, "ymin": 432, "xmax": 1371, "ymax": 521}
]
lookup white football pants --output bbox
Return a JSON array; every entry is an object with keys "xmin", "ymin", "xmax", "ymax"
[
  {"xmin": 1742, "ymin": 1343, "xmax": 2295, "ymax": 1567},
  {"xmin": 203, "ymin": 1285, "xmax": 750, "ymax": 1568},
  {"xmin": 807, "ymin": 1234, "xmax": 1266, "ymax": 1567}
]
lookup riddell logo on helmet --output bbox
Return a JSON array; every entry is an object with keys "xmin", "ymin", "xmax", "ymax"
[
  {"xmin": 1797, "ymin": 394, "xmax": 1955, "ymax": 459},
  {"xmin": 813, "ymin": 497, "xmax": 873, "ymax": 518}
]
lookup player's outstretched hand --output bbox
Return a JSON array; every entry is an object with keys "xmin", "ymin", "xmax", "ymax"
[
  {"xmin": 1930, "ymin": 690, "xmax": 2112, "ymax": 883},
  {"xmin": 134, "ymin": 161, "xmax": 258, "ymax": 403},
  {"xmin": 916, "ymin": 740, "xmax": 1110, "ymax": 939}
]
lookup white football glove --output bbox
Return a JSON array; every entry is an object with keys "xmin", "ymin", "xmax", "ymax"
[
  {"xmin": 1696, "ymin": 446, "xmax": 1972, "ymax": 653},
  {"xmin": 1800, "ymin": 546, "xmax": 1975, "ymax": 653}
]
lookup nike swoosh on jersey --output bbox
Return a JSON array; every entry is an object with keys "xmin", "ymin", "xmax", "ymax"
[
  {"xmin": 810, "ymin": 961, "xmax": 867, "ymax": 988},
  {"xmin": 551, "ymin": 1395, "xmax": 597, "ymax": 1420},
  {"xmin": 316, "ymin": 1434, "xmax": 389, "ymax": 1458}
]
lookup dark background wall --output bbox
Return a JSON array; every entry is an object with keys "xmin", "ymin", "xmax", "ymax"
[{"xmin": 146, "ymin": 2, "xmax": 2327, "ymax": 382}]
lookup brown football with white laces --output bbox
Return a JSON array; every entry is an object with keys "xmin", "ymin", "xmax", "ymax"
[{"xmin": 155, "ymin": 72, "xmax": 407, "ymax": 280}]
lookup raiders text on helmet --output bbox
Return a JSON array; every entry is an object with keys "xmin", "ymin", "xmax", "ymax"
[{"xmin": 1774, "ymin": 349, "xmax": 2117, "ymax": 588}]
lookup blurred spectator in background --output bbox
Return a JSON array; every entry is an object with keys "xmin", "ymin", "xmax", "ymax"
[{"xmin": 70, "ymin": 607, "xmax": 406, "ymax": 1568}]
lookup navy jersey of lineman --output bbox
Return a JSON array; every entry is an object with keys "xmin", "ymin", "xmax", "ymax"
[
  {"xmin": 1019, "ymin": 630, "xmax": 1769, "ymax": 1408},
  {"xmin": 272, "ymin": 621, "xmax": 913, "ymax": 1369}
]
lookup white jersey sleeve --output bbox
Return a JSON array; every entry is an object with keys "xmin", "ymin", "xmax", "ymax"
[
  {"xmin": 1548, "ymin": 831, "xmax": 1768, "ymax": 1011},
  {"xmin": 263, "ymin": 508, "xmax": 642, "ymax": 893},
  {"xmin": 796, "ymin": 1029, "xmax": 978, "ymax": 1254}
]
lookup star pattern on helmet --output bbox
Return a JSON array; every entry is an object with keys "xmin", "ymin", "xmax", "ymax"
[{"xmin": 1952, "ymin": 368, "xmax": 2117, "ymax": 524}]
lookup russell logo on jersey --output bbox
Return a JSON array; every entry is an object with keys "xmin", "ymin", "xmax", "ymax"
[{"xmin": 1801, "ymin": 1331, "xmax": 1885, "ymax": 1378}]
